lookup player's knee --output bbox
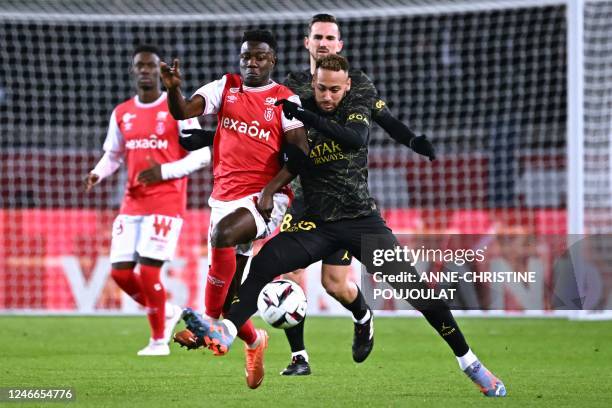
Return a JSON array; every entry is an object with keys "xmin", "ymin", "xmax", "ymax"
[
  {"xmin": 210, "ymin": 224, "xmax": 237, "ymax": 248},
  {"xmin": 250, "ymin": 245, "xmax": 285, "ymax": 281}
]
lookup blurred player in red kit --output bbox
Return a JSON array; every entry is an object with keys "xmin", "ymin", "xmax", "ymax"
[{"xmin": 85, "ymin": 44, "xmax": 211, "ymax": 356}]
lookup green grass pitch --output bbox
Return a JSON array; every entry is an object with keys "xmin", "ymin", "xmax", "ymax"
[{"xmin": 1, "ymin": 316, "xmax": 611, "ymax": 407}]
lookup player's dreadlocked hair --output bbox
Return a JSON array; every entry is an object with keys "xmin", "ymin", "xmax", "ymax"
[
  {"xmin": 308, "ymin": 13, "xmax": 341, "ymax": 38},
  {"xmin": 132, "ymin": 44, "xmax": 161, "ymax": 57},
  {"xmin": 241, "ymin": 29, "xmax": 277, "ymax": 53},
  {"xmin": 315, "ymin": 54, "xmax": 349, "ymax": 73}
]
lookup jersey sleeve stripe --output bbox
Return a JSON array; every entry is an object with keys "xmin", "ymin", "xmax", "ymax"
[{"xmin": 283, "ymin": 122, "xmax": 305, "ymax": 132}]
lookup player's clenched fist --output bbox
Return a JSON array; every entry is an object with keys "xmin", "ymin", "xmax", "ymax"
[
  {"xmin": 160, "ymin": 58, "xmax": 182, "ymax": 89},
  {"xmin": 84, "ymin": 172, "xmax": 99, "ymax": 192}
]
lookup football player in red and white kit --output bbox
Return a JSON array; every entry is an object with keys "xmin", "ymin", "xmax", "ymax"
[
  {"xmin": 85, "ymin": 45, "xmax": 211, "ymax": 356},
  {"xmin": 160, "ymin": 30, "xmax": 308, "ymax": 388}
]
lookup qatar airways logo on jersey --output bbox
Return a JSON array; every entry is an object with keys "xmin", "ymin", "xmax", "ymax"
[
  {"xmin": 125, "ymin": 134, "xmax": 169, "ymax": 150},
  {"xmin": 221, "ymin": 116, "xmax": 271, "ymax": 141}
]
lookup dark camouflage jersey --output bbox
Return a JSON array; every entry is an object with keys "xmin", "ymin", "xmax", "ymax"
[
  {"xmin": 284, "ymin": 68, "xmax": 389, "ymax": 220},
  {"xmin": 292, "ymin": 85, "xmax": 378, "ymax": 222}
]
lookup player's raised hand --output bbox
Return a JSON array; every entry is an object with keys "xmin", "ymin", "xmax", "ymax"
[
  {"xmin": 160, "ymin": 58, "xmax": 182, "ymax": 90},
  {"xmin": 84, "ymin": 172, "xmax": 100, "ymax": 192},
  {"xmin": 137, "ymin": 156, "xmax": 163, "ymax": 185},
  {"xmin": 275, "ymin": 99, "xmax": 302, "ymax": 120},
  {"xmin": 409, "ymin": 135, "xmax": 436, "ymax": 161},
  {"xmin": 180, "ymin": 128, "xmax": 215, "ymax": 151},
  {"xmin": 254, "ymin": 192, "xmax": 274, "ymax": 223}
]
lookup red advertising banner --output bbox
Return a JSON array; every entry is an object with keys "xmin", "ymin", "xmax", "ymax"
[{"xmin": 0, "ymin": 209, "xmax": 567, "ymax": 313}]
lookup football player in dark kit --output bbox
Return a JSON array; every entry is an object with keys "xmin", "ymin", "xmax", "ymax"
[
  {"xmin": 278, "ymin": 13, "xmax": 437, "ymax": 375},
  {"xmin": 180, "ymin": 54, "xmax": 506, "ymax": 397}
]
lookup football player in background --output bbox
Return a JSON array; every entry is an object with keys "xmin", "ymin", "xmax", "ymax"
[{"xmin": 85, "ymin": 44, "xmax": 211, "ymax": 356}]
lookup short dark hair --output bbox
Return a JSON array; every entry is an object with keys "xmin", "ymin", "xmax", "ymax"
[
  {"xmin": 241, "ymin": 29, "xmax": 277, "ymax": 53},
  {"xmin": 315, "ymin": 54, "xmax": 349, "ymax": 73},
  {"xmin": 132, "ymin": 44, "xmax": 160, "ymax": 58},
  {"xmin": 308, "ymin": 13, "xmax": 341, "ymax": 38}
]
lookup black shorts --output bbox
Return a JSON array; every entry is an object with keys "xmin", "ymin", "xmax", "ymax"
[
  {"xmin": 323, "ymin": 249, "xmax": 352, "ymax": 266},
  {"xmin": 278, "ymin": 212, "xmax": 395, "ymax": 269},
  {"xmin": 251, "ymin": 212, "xmax": 444, "ymax": 314},
  {"xmin": 280, "ymin": 213, "xmax": 354, "ymax": 266}
]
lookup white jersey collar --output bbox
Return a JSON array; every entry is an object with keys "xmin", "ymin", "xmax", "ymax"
[
  {"xmin": 135, "ymin": 92, "xmax": 167, "ymax": 108},
  {"xmin": 242, "ymin": 80, "xmax": 277, "ymax": 92}
]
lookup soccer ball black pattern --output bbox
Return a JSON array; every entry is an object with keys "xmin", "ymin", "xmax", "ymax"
[{"xmin": 257, "ymin": 279, "xmax": 307, "ymax": 329}]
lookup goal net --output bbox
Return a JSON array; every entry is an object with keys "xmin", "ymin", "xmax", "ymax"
[{"xmin": 1, "ymin": 0, "xmax": 610, "ymax": 315}]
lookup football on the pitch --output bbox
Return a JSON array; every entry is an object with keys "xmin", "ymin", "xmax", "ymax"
[{"xmin": 257, "ymin": 279, "xmax": 307, "ymax": 329}]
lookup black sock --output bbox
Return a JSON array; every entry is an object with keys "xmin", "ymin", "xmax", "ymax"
[
  {"xmin": 341, "ymin": 286, "xmax": 368, "ymax": 321},
  {"xmin": 390, "ymin": 264, "xmax": 469, "ymax": 357},
  {"xmin": 284, "ymin": 317, "xmax": 306, "ymax": 353},
  {"xmin": 421, "ymin": 308, "xmax": 469, "ymax": 357}
]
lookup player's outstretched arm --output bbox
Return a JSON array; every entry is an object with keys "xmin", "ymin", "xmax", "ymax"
[
  {"xmin": 160, "ymin": 59, "xmax": 205, "ymax": 120},
  {"xmin": 373, "ymin": 109, "xmax": 436, "ymax": 161},
  {"xmin": 275, "ymin": 99, "xmax": 368, "ymax": 148},
  {"xmin": 354, "ymin": 70, "xmax": 436, "ymax": 160}
]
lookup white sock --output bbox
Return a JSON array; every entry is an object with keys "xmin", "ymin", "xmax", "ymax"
[
  {"xmin": 223, "ymin": 319, "xmax": 238, "ymax": 338},
  {"xmin": 456, "ymin": 349, "xmax": 478, "ymax": 371},
  {"xmin": 165, "ymin": 302, "xmax": 177, "ymax": 319},
  {"xmin": 291, "ymin": 350, "xmax": 309, "ymax": 362},
  {"xmin": 354, "ymin": 309, "xmax": 371, "ymax": 324}
]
